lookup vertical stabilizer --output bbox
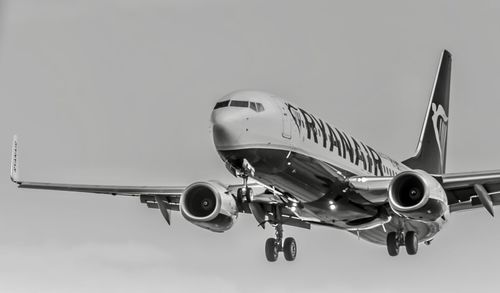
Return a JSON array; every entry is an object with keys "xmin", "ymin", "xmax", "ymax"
[{"xmin": 403, "ymin": 50, "xmax": 452, "ymax": 174}]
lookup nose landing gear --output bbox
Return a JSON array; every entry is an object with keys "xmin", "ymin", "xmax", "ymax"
[
  {"xmin": 235, "ymin": 158, "xmax": 255, "ymax": 205},
  {"xmin": 236, "ymin": 177, "xmax": 253, "ymax": 203},
  {"xmin": 386, "ymin": 231, "xmax": 419, "ymax": 256}
]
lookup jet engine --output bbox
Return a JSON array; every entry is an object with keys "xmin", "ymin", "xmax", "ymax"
[
  {"xmin": 180, "ymin": 181, "xmax": 238, "ymax": 232},
  {"xmin": 388, "ymin": 170, "xmax": 449, "ymax": 221}
]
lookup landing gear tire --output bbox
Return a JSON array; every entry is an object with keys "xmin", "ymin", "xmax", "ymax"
[
  {"xmin": 265, "ymin": 238, "xmax": 279, "ymax": 262},
  {"xmin": 387, "ymin": 232, "xmax": 399, "ymax": 257},
  {"xmin": 405, "ymin": 231, "xmax": 418, "ymax": 255},
  {"xmin": 283, "ymin": 237, "xmax": 297, "ymax": 261}
]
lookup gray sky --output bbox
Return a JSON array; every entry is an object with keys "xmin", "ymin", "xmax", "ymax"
[{"xmin": 1, "ymin": 0, "xmax": 500, "ymax": 292}]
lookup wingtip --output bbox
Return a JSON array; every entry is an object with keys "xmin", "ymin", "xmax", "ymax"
[{"xmin": 10, "ymin": 135, "xmax": 20, "ymax": 183}]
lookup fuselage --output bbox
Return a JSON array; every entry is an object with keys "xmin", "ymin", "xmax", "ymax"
[{"xmin": 210, "ymin": 90, "xmax": 445, "ymax": 244}]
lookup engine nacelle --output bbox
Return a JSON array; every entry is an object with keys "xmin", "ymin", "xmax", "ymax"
[
  {"xmin": 388, "ymin": 170, "xmax": 449, "ymax": 221},
  {"xmin": 180, "ymin": 181, "xmax": 238, "ymax": 232}
]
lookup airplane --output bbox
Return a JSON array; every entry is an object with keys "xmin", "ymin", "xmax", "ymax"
[{"xmin": 10, "ymin": 50, "xmax": 500, "ymax": 262}]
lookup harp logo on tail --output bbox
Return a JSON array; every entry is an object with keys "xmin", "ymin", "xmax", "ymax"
[{"xmin": 431, "ymin": 103, "xmax": 448, "ymax": 161}]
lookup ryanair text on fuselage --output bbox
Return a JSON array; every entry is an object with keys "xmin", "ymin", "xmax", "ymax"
[{"xmin": 286, "ymin": 103, "xmax": 388, "ymax": 176}]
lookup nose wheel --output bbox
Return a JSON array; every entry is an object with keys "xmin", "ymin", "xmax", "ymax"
[
  {"xmin": 236, "ymin": 184, "xmax": 252, "ymax": 203},
  {"xmin": 386, "ymin": 231, "xmax": 419, "ymax": 256}
]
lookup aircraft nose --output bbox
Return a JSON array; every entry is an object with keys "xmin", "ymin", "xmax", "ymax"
[{"xmin": 211, "ymin": 109, "xmax": 245, "ymax": 149}]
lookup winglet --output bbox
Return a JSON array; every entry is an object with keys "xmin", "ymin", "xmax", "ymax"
[{"xmin": 10, "ymin": 135, "xmax": 20, "ymax": 183}]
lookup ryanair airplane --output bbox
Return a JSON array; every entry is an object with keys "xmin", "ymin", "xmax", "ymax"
[{"xmin": 10, "ymin": 50, "xmax": 500, "ymax": 261}]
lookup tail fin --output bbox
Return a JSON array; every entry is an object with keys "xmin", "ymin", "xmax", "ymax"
[{"xmin": 403, "ymin": 50, "xmax": 452, "ymax": 174}]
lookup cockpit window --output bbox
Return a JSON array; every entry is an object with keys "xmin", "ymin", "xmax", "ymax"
[
  {"xmin": 214, "ymin": 100, "xmax": 230, "ymax": 110},
  {"xmin": 250, "ymin": 102, "xmax": 257, "ymax": 111},
  {"xmin": 248, "ymin": 102, "xmax": 265, "ymax": 112},
  {"xmin": 230, "ymin": 100, "xmax": 249, "ymax": 107},
  {"xmin": 214, "ymin": 99, "xmax": 265, "ymax": 112},
  {"xmin": 256, "ymin": 103, "xmax": 265, "ymax": 112}
]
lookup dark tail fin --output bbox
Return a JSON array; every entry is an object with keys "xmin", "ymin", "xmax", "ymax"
[{"xmin": 403, "ymin": 50, "xmax": 452, "ymax": 174}]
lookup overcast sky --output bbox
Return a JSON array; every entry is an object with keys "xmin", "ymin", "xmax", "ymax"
[{"xmin": 1, "ymin": 1, "xmax": 500, "ymax": 292}]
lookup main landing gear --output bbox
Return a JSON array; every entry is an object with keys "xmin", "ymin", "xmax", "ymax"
[
  {"xmin": 387, "ymin": 231, "xmax": 419, "ymax": 256},
  {"xmin": 236, "ymin": 158, "xmax": 297, "ymax": 262},
  {"xmin": 236, "ymin": 181, "xmax": 297, "ymax": 262},
  {"xmin": 265, "ymin": 222, "xmax": 297, "ymax": 262}
]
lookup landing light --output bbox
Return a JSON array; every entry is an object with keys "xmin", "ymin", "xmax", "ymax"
[
  {"xmin": 288, "ymin": 202, "xmax": 298, "ymax": 212},
  {"xmin": 328, "ymin": 200, "xmax": 336, "ymax": 210}
]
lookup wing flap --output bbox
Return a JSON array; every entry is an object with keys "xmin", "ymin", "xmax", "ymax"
[
  {"xmin": 449, "ymin": 192, "xmax": 500, "ymax": 213},
  {"xmin": 438, "ymin": 170, "xmax": 500, "ymax": 206}
]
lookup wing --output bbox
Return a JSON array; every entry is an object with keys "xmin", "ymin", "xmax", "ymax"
[
  {"xmin": 10, "ymin": 136, "xmax": 185, "ymax": 224},
  {"xmin": 10, "ymin": 136, "xmax": 310, "ymax": 228},
  {"xmin": 437, "ymin": 170, "xmax": 500, "ymax": 215},
  {"xmin": 347, "ymin": 169, "xmax": 500, "ymax": 216}
]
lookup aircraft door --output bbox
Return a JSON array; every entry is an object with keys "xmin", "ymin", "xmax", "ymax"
[
  {"xmin": 278, "ymin": 103, "xmax": 292, "ymax": 139},
  {"xmin": 282, "ymin": 111, "xmax": 292, "ymax": 139}
]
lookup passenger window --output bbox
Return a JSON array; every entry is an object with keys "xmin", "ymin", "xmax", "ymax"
[
  {"xmin": 256, "ymin": 103, "xmax": 265, "ymax": 112},
  {"xmin": 250, "ymin": 102, "xmax": 257, "ymax": 111},
  {"xmin": 214, "ymin": 100, "xmax": 230, "ymax": 110},
  {"xmin": 230, "ymin": 100, "xmax": 249, "ymax": 107}
]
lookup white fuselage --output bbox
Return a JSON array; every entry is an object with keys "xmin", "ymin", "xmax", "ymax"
[
  {"xmin": 211, "ymin": 90, "xmax": 446, "ymax": 245},
  {"xmin": 212, "ymin": 90, "xmax": 409, "ymax": 181}
]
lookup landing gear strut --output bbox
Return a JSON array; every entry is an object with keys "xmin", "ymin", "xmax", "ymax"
[
  {"xmin": 386, "ymin": 231, "xmax": 419, "ymax": 256},
  {"xmin": 235, "ymin": 158, "xmax": 298, "ymax": 262},
  {"xmin": 236, "ymin": 159, "xmax": 255, "ymax": 205},
  {"xmin": 236, "ymin": 177, "xmax": 252, "ymax": 203}
]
